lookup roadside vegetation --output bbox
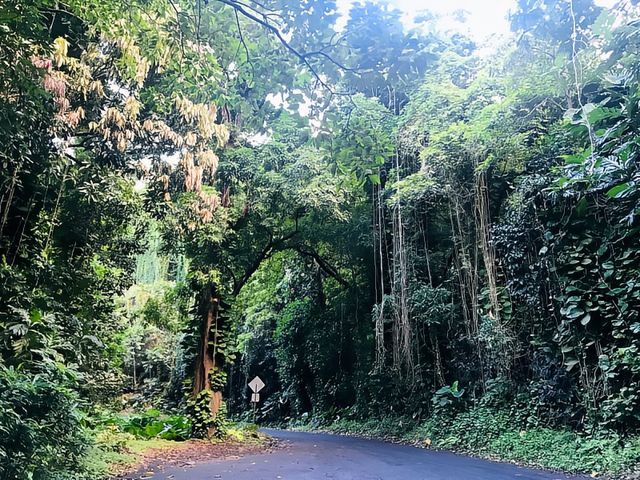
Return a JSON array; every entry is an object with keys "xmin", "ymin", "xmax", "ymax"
[
  {"xmin": 1, "ymin": 0, "xmax": 640, "ymax": 479},
  {"xmin": 290, "ymin": 411, "xmax": 640, "ymax": 475}
]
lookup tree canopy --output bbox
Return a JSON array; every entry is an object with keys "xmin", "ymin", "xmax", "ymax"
[{"xmin": 2, "ymin": 0, "xmax": 640, "ymax": 478}]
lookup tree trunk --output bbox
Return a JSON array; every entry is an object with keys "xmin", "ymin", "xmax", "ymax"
[{"xmin": 192, "ymin": 286, "xmax": 225, "ymax": 437}]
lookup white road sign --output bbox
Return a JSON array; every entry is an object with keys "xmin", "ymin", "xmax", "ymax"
[
  {"xmin": 248, "ymin": 376, "xmax": 265, "ymax": 393},
  {"xmin": 251, "ymin": 393, "xmax": 260, "ymax": 403}
]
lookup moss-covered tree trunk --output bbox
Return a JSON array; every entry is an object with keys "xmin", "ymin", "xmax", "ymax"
[{"xmin": 192, "ymin": 286, "xmax": 227, "ymax": 438}]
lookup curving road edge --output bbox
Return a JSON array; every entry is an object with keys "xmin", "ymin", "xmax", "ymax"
[{"xmin": 147, "ymin": 428, "xmax": 587, "ymax": 480}]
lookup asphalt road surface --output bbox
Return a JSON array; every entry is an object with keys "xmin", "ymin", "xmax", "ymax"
[{"xmin": 155, "ymin": 429, "xmax": 584, "ymax": 480}]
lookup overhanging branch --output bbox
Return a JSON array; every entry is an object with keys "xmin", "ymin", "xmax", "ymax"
[
  {"xmin": 293, "ymin": 245, "xmax": 350, "ymax": 289},
  {"xmin": 214, "ymin": 0, "xmax": 354, "ymax": 95},
  {"xmin": 231, "ymin": 235, "xmax": 351, "ymax": 296},
  {"xmin": 232, "ymin": 227, "xmax": 299, "ymax": 296}
]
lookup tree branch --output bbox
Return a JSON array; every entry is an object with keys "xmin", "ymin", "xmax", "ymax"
[
  {"xmin": 293, "ymin": 245, "xmax": 351, "ymax": 289},
  {"xmin": 233, "ymin": 9, "xmax": 255, "ymax": 82},
  {"xmin": 301, "ymin": 50, "xmax": 356, "ymax": 73},
  {"xmin": 232, "ymin": 227, "xmax": 299, "ymax": 296},
  {"xmin": 167, "ymin": 0, "xmax": 186, "ymax": 67},
  {"xmin": 214, "ymin": 0, "xmax": 353, "ymax": 95}
]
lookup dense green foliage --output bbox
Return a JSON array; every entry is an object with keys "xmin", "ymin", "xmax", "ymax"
[
  {"xmin": 0, "ymin": 366, "xmax": 87, "ymax": 479},
  {"xmin": 95, "ymin": 408, "xmax": 191, "ymax": 441},
  {"xmin": 2, "ymin": 0, "xmax": 640, "ymax": 478}
]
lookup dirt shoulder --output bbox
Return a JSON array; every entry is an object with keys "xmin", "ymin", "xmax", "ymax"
[{"xmin": 112, "ymin": 434, "xmax": 279, "ymax": 479}]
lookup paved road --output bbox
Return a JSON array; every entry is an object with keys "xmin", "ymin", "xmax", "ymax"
[{"xmin": 155, "ymin": 429, "xmax": 584, "ymax": 480}]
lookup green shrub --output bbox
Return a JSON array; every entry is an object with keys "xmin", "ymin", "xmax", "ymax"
[
  {"xmin": 0, "ymin": 366, "xmax": 88, "ymax": 480},
  {"xmin": 94, "ymin": 425, "xmax": 136, "ymax": 452},
  {"xmin": 96, "ymin": 409, "xmax": 192, "ymax": 441},
  {"xmin": 432, "ymin": 381, "xmax": 465, "ymax": 413},
  {"xmin": 409, "ymin": 406, "xmax": 640, "ymax": 474}
]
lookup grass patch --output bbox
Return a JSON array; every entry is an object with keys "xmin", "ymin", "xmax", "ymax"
[
  {"xmin": 227, "ymin": 422, "xmax": 261, "ymax": 442},
  {"xmin": 82, "ymin": 419, "xmax": 266, "ymax": 478},
  {"xmin": 81, "ymin": 426, "xmax": 187, "ymax": 478}
]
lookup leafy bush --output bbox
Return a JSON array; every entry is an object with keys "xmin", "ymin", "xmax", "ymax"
[
  {"xmin": 94, "ymin": 425, "xmax": 136, "ymax": 452},
  {"xmin": 0, "ymin": 366, "xmax": 88, "ymax": 480},
  {"xmin": 95, "ymin": 409, "xmax": 192, "ymax": 441},
  {"xmin": 432, "ymin": 381, "xmax": 465, "ymax": 412},
  {"xmin": 124, "ymin": 412, "xmax": 191, "ymax": 441},
  {"xmin": 410, "ymin": 406, "xmax": 640, "ymax": 474},
  {"xmin": 486, "ymin": 428, "xmax": 640, "ymax": 473},
  {"xmin": 309, "ymin": 405, "xmax": 640, "ymax": 475}
]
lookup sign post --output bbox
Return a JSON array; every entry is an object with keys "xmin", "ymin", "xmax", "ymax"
[{"xmin": 248, "ymin": 376, "xmax": 265, "ymax": 422}]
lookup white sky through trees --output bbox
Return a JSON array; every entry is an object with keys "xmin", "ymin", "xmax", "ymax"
[
  {"xmin": 273, "ymin": 0, "xmax": 620, "ymax": 119},
  {"xmin": 336, "ymin": 0, "xmax": 618, "ymax": 41}
]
